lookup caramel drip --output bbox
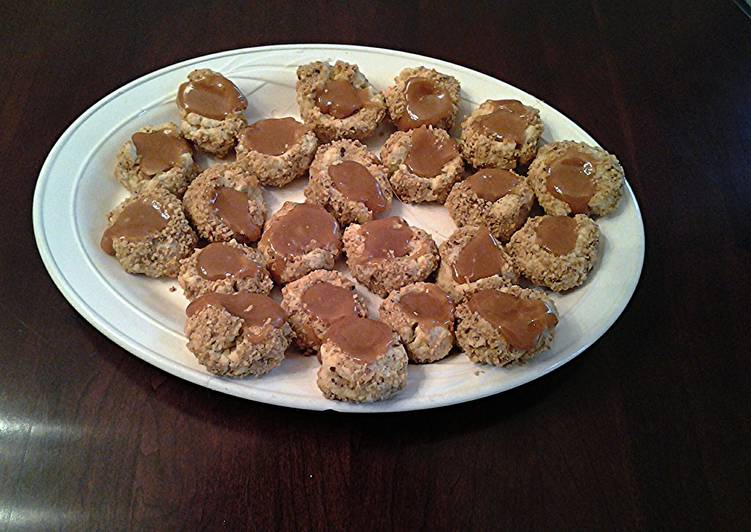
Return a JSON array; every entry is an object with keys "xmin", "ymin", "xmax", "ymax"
[
  {"xmin": 535, "ymin": 216, "xmax": 578, "ymax": 256},
  {"xmin": 328, "ymin": 160, "xmax": 387, "ymax": 214},
  {"xmin": 301, "ymin": 282, "xmax": 359, "ymax": 324},
  {"xmin": 197, "ymin": 242, "xmax": 259, "ymax": 281},
  {"xmin": 177, "ymin": 73, "xmax": 247, "ymax": 120},
  {"xmin": 451, "ymin": 227, "xmax": 508, "ymax": 283},
  {"xmin": 211, "ymin": 187, "xmax": 261, "ymax": 244},
  {"xmin": 315, "ymin": 79, "xmax": 369, "ymax": 119},
  {"xmin": 405, "ymin": 126, "xmax": 458, "ymax": 178},
  {"xmin": 468, "ymin": 289, "xmax": 557, "ymax": 351},
  {"xmin": 186, "ymin": 292, "xmax": 286, "ymax": 330},
  {"xmin": 467, "ymin": 168, "xmax": 519, "ymax": 202},
  {"xmin": 399, "ymin": 284, "xmax": 453, "ymax": 329},
  {"xmin": 324, "ymin": 316, "xmax": 393, "ymax": 363},
  {"xmin": 238, "ymin": 118, "xmax": 307, "ymax": 156},
  {"xmin": 361, "ymin": 216, "xmax": 413, "ymax": 261},
  {"xmin": 476, "ymin": 99, "xmax": 532, "ymax": 145},
  {"xmin": 132, "ymin": 129, "xmax": 191, "ymax": 176},
  {"xmin": 101, "ymin": 199, "xmax": 169, "ymax": 255},
  {"xmin": 545, "ymin": 149, "xmax": 596, "ymax": 214},
  {"xmin": 396, "ymin": 77, "xmax": 452, "ymax": 130}
]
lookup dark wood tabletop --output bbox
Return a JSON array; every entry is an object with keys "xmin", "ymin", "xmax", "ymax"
[{"xmin": 2, "ymin": 1, "xmax": 750, "ymax": 529}]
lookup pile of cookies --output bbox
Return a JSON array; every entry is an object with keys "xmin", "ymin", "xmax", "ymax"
[{"xmin": 100, "ymin": 61, "xmax": 624, "ymax": 403}]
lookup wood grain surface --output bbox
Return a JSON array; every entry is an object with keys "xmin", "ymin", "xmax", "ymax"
[{"xmin": 2, "ymin": 1, "xmax": 750, "ymax": 529}]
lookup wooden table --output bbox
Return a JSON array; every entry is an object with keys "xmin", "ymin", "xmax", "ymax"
[{"xmin": 3, "ymin": 1, "xmax": 750, "ymax": 529}]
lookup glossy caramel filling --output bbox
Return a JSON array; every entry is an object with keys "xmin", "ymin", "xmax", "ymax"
[
  {"xmin": 467, "ymin": 168, "xmax": 519, "ymax": 202},
  {"xmin": 101, "ymin": 199, "xmax": 169, "ymax": 255},
  {"xmin": 132, "ymin": 129, "xmax": 191, "ymax": 176},
  {"xmin": 452, "ymin": 227, "xmax": 508, "ymax": 283},
  {"xmin": 468, "ymin": 289, "xmax": 557, "ymax": 351},
  {"xmin": 405, "ymin": 126, "xmax": 458, "ymax": 178},
  {"xmin": 545, "ymin": 150, "xmax": 596, "ymax": 214},
  {"xmin": 399, "ymin": 284, "xmax": 453, "ymax": 329},
  {"xmin": 361, "ymin": 216, "xmax": 413, "ymax": 261},
  {"xmin": 261, "ymin": 203, "xmax": 340, "ymax": 278},
  {"xmin": 186, "ymin": 292, "xmax": 286, "ymax": 330},
  {"xmin": 535, "ymin": 216, "xmax": 578, "ymax": 256},
  {"xmin": 315, "ymin": 79, "xmax": 369, "ymax": 119},
  {"xmin": 177, "ymin": 73, "xmax": 247, "ymax": 120},
  {"xmin": 328, "ymin": 160, "xmax": 387, "ymax": 214},
  {"xmin": 301, "ymin": 282, "xmax": 359, "ymax": 324},
  {"xmin": 325, "ymin": 316, "xmax": 393, "ymax": 363},
  {"xmin": 238, "ymin": 117, "xmax": 307, "ymax": 156},
  {"xmin": 476, "ymin": 99, "xmax": 532, "ymax": 146},
  {"xmin": 197, "ymin": 242, "xmax": 259, "ymax": 281},
  {"xmin": 396, "ymin": 77, "xmax": 452, "ymax": 130},
  {"xmin": 211, "ymin": 187, "xmax": 261, "ymax": 244}
]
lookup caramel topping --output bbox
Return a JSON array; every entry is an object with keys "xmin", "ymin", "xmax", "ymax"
[
  {"xmin": 468, "ymin": 289, "xmax": 557, "ymax": 351},
  {"xmin": 261, "ymin": 203, "xmax": 340, "ymax": 278},
  {"xmin": 324, "ymin": 316, "xmax": 393, "ymax": 364},
  {"xmin": 177, "ymin": 73, "xmax": 247, "ymax": 120},
  {"xmin": 186, "ymin": 292, "xmax": 286, "ymax": 331},
  {"xmin": 315, "ymin": 79, "xmax": 369, "ymax": 119},
  {"xmin": 211, "ymin": 187, "xmax": 261, "ymax": 244},
  {"xmin": 301, "ymin": 282, "xmax": 359, "ymax": 325},
  {"xmin": 545, "ymin": 149, "xmax": 596, "ymax": 214},
  {"xmin": 476, "ymin": 99, "xmax": 532, "ymax": 145},
  {"xmin": 405, "ymin": 126, "xmax": 459, "ymax": 178},
  {"xmin": 361, "ymin": 216, "xmax": 413, "ymax": 261},
  {"xmin": 238, "ymin": 117, "xmax": 307, "ymax": 156},
  {"xmin": 451, "ymin": 227, "xmax": 508, "ymax": 284},
  {"xmin": 132, "ymin": 129, "xmax": 191, "ymax": 176},
  {"xmin": 328, "ymin": 160, "xmax": 387, "ymax": 214},
  {"xmin": 399, "ymin": 284, "xmax": 453, "ymax": 330},
  {"xmin": 535, "ymin": 216, "xmax": 578, "ymax": 256},
  {"xmin": 467, "ymin": 168, "xmax": 519, "ymax": 202},
  {"xmin": 196, "ymin": 242, "xmax": 259, "ymax": 281},
  {"xmin": 396, "ymin": 77, "xmax": 453, "ymax": 130},
  {"xmin": 100, "ymin": 199, "xmax": 169, "ymax": 256}
]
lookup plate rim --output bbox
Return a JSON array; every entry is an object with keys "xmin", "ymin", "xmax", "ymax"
[{"xmin": 32, "ymin": 43, "xmax": 645, "ymax": 413}]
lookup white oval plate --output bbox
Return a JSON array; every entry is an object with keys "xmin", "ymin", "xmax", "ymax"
[{"xmin": 33, "ymin": 44, "xmax": 644, "ymax": 413}]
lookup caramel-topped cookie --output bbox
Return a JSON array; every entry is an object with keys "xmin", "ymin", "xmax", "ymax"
[
  {"xmin": 316, "ymin": 316, "xmax": 408, "ymax": 403},
  {"xmin": 258, "ymin": 202, "xmax": 342, "ymax": 284},
  {"xmin": 296, "ymin": 61, "xmax": 386, "ymax": 142},
  {"xmin": 176, "ymin": 69, "xmax": 247, "ymax": 157},
  {"xmin": 342, "ymin": 217, "xmax": 439, "ymax": 297}
]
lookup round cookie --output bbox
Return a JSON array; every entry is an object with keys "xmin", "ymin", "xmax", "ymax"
[
  {"xmin": 183, "ymin": 162, "xmax": 265, "ymax": 244},
  {"xmin": 114, "ymin": 123, "xmax": 198, "ymax": 197},
  {"xmin": 316, "ymin": 316, "xmax": 408, "ymax": 403},
  {"xmin": 235, "ymin": 117, "xmax": 318, "ymax": 187},
  {"xmin": 383, "ymin": 66, "xmax": 461, "ymax": 131},
  {"xmin": 445, "ymin": 167, "xmax": 534, "ymax": 241},
  {"xmin": 177, "ymin": 69, "xmax": 248, "ymax": 157},
  {"xmin": 100, "ymin": 185, "xmax": 197, "ymax": 278},
  {"xmin": 281, "ymin": 269, "xmax": 368, "ymax": 353},
  {"xmin": 380, "ymin": 126, "xmax": 464, "ymax": 203},
  {"xmin": 437, "ymin": 225, "xmax": 518, "ymax": 302},
  {"xmin": 258, "ymin": 202, "xmax": 342, "ymax": 284},
  {"xmin": 527, "ymin": 140, "xmax": 624, "ymax": 216},
  {"xmin": 378, "ymin": 282, "xmax": 455, "ymax": 364},
  {"xmin": 455, "ymin": 280, "xmax": 558, "ymax": 366},
  {"xmin": 459, "ymin": 99, "xmax": 544, "ymax": 169},
  {"xmin": 304, "ymin": 139, "xmax": 393, "ymax": 225},
  {"xmin": 178, "ymin": 240, "xmax": 273, "ymax": 301},
  {"xmin": 296, "ymin": 60, "xmax": 386, "ymax": 142},
  {"xmin": 343, "ymin": 216, "xmax": 439, "ymax": 297},
  {"xmin": 185, "ymin": 291, "xmax": 292, "ymax": 377},
  {"xmin": 506, "ymin": 214, "xmax": 600, "ymax": 292}
]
